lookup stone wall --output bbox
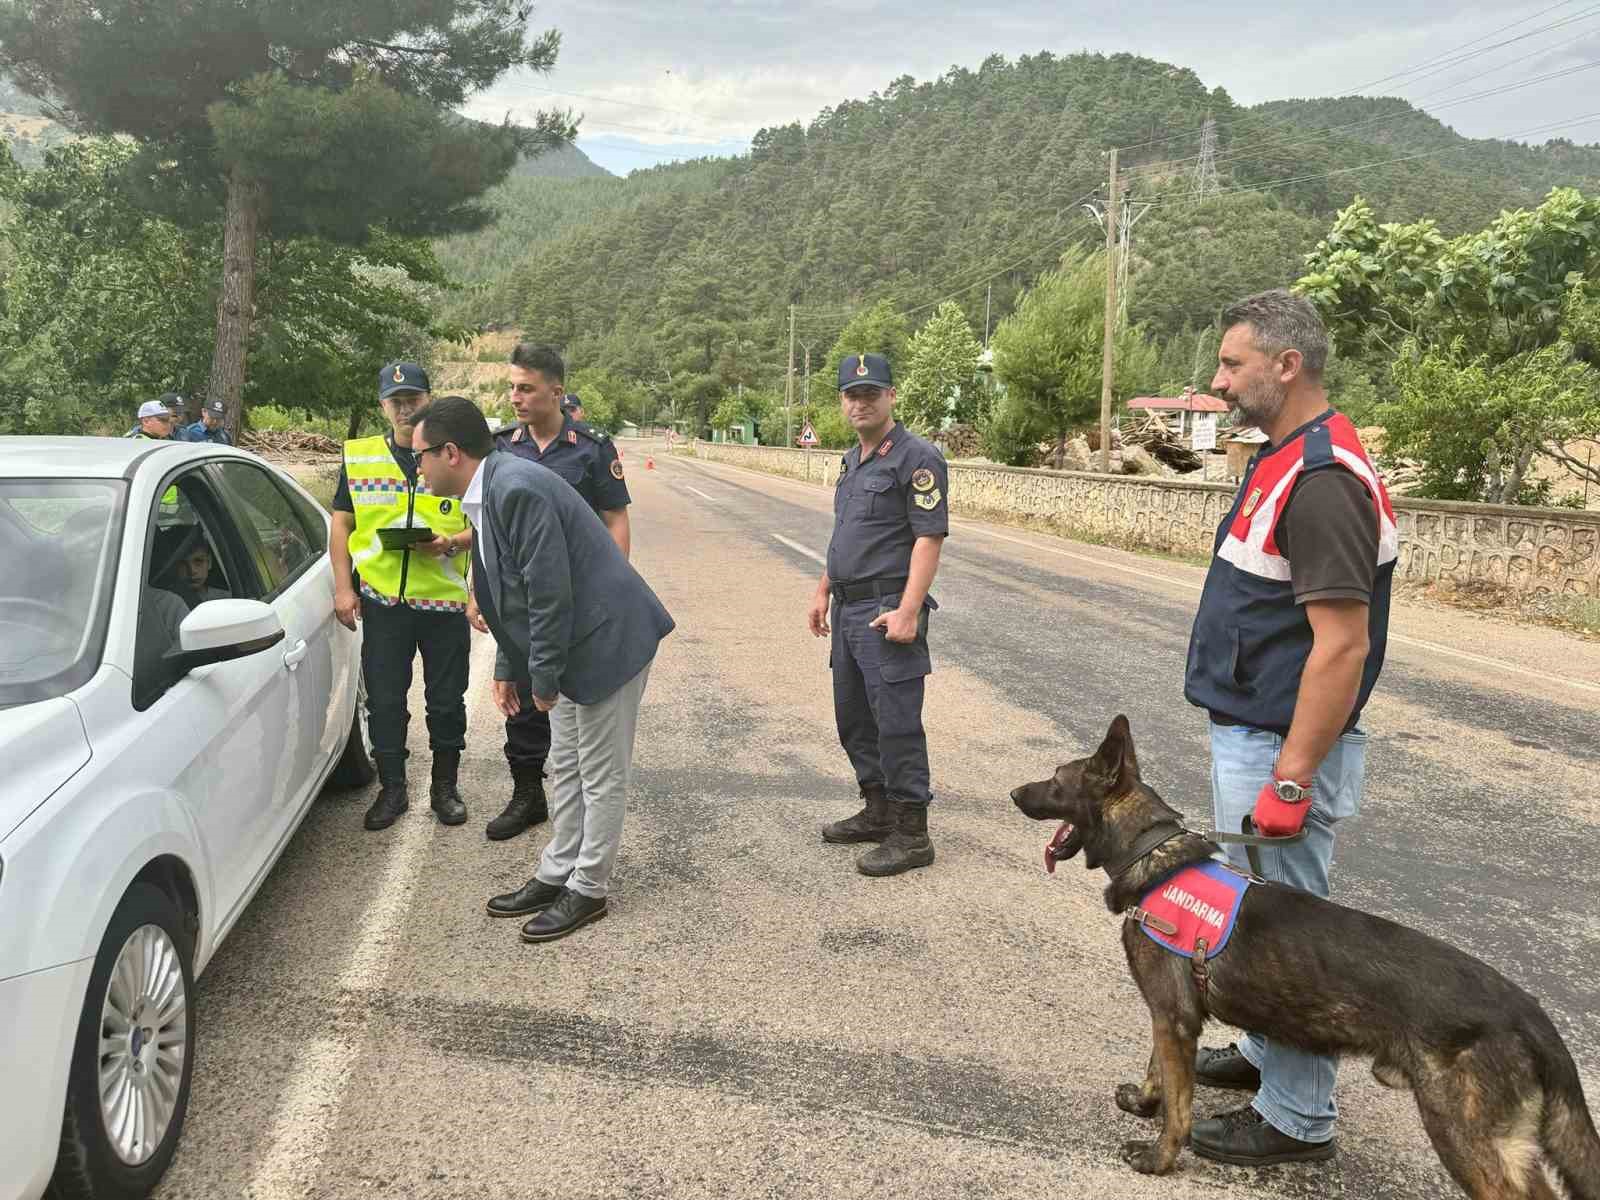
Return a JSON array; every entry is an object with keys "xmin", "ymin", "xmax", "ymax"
[{"xmin": 689, "ymin": 442, "xmax": 1599, "ymax": 598}]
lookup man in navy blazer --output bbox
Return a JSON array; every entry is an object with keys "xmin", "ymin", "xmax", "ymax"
[{"xmin": 413, "ymin": 396, "xmax": 674, "ymax": 942}]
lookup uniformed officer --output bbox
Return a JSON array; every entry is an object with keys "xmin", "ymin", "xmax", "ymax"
[
  {"xmin": 807, "ymin": 353, "xmax": 949, "ymax": 877},
  {"xmin": 562, "ymin": 393, "xmax": 585, "ymax": 422},
  {"xmin": 467, "ymin": 343, "xmax": 632, "ymax": 841},
  {"xmin": 178, "ymin": 397, "xmax": 233, "ymax": 445},
  {"xmin": 330, "ymin": 362, "xmax": 474, "ymax": 831},
  {"xmin": 124, "ymin": 396, "xmax": 179, "ymax": 439}
]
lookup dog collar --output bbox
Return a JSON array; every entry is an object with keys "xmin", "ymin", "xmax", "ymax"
[{"xmin": 1102, "ymin": 820, "xmax": 1189, "ymax": 880}]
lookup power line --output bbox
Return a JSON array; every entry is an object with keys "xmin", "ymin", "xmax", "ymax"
[
  {"xmin": 504, "ymin": 81, "xmax": 752, "ymax": 128},
  {"xmin": 1133, "ymin": 109, "xmax": 1600, "ymax": 208},
  {"xmin": 1110, "ymin": 0, "xmax": 1598, "ymax": 159},
  {"xmin": 1125, "ymin": 45, "xmax": 1600, "ymax": 180}
]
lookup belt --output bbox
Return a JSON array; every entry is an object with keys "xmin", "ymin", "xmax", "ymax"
[{"xmin": 832, "ymin": 576, "xmax": 908, "ymax": 603}]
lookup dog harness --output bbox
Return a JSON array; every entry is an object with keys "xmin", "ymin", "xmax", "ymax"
[{"xmin": 1129, "ymin": 861, "xmax": 1252, "ymax": 981}]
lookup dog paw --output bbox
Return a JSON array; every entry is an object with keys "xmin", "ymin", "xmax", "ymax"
[
  {"xmin": 1120, "ymin": 1140, "xmax": 1173, "ymax": 1175},
  {"xmin": 1115, "ymin": 1083, "xmax": 1161, "ymax": 1118}
]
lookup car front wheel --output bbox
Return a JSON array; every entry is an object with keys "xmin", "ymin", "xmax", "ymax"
[{"xmin": 53, "ymin": 882, "xmax": 194, "ymax": 1199}]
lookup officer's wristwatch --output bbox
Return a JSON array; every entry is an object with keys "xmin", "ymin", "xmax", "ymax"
[
  {"xmin": 442, "ymin": 538, "xmax": 459, "ymax": 558},
  {"xmin": 1272, "ymin": 777, "xmax": 1311, "ymax": 803}
]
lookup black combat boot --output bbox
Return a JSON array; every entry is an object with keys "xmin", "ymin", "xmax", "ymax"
[
  {"xmin": 821, "ymin": 784, "xmax": 893, "ymax": 844},
  {"xmin": 364, "ymin": 760, "xmax": 409, "ymax": 831},
  {"xmin": 429, "ymin": 750, "xmax": 467, "ymax": 826},
  {"xmin": 486, "ymin": 764, "xmax": 548, "ymax": 841},
  {"xmin": 856, "ymin": 801, "xmax": 935, "ymax": 877}
]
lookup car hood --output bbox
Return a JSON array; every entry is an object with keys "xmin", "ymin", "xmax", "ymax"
[{"xmin": 0, "ymin": 696, "xmax": 91, "ymax": 842}]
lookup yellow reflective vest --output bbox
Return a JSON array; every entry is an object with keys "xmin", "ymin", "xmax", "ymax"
[{"xmin": 343, "ymin": 435, "xmax": 468, "ymax": 609}]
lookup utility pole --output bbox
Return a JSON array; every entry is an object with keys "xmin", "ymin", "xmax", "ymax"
[
  {"xmin": 803, "ymin": 344, "xmax": 812, "ymax": 412},
  {"xmin": 983, "ymin": 283, "xmax": 993, "ymax": 347},
  {"xmin": 1099, "ymin": 148, "xmax": 1119, "ymax": 473},
  {"xmin": 786, "ymin": 304, "xmax": 796, "ymax": 447}
]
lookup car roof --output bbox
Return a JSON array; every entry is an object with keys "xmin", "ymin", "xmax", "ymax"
[{"xmin": 0, "ymin": 436, "xmax": 256, "ymax": 480}]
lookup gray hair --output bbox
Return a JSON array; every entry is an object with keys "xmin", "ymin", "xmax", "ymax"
[{"xmin": 1220, "ymin": 289, "xmax": 1328, "ymax": 375}]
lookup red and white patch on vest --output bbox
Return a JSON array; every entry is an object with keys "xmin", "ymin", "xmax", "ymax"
[{"xmin": 1134, "ymin": 861, "xmax": 1251, "ymax": 960}]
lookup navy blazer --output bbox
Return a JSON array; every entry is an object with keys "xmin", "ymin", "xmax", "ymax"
[{"xmin": 472, "ymin": 450, "xmax": 673, "ymax": 704}]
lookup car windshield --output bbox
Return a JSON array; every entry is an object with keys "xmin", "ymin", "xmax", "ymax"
[{"xmin": 0, "ymin": 479, "xmax": 126, "ymax": 708}]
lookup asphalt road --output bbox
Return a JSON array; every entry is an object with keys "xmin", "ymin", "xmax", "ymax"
[{"xmin": 153, "ymin": 448, "xmax": 1600, "ymax": 1200}]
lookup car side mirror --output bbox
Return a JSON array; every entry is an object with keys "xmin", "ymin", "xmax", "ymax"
[{"xmin": 163, "ymin": 599, "xmax": 285, "ymax": 676}]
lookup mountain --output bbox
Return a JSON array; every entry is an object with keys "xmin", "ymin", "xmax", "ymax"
[
  {"xmin": 511, "ymin": 140, "xmax": 611, "ymax": 179},
  {"xmin": 437, "ymin": 50, "xmax": 1600, "ymax": 372}
]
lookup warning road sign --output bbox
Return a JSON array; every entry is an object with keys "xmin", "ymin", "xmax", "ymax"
[{"xmin": 799, "ymin": 422, "xmax": 818, "ymax": 447}]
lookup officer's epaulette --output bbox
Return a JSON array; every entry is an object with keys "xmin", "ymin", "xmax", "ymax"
[
  {"xmin": 571, "ymin": 421, "xmax": 609, "ymax": 443},
  {"xmin": 490, "ymin": 421, "xmax": 520, "ymax": 440}
]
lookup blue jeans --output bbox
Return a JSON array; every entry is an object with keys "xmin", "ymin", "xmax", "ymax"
[{"xmin": 1208, "ymin": 721, "xmax": 1369, "ymax": 1144}]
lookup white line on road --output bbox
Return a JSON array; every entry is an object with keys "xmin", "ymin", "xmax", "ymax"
[
  {"xmin": 247, "ymin": 640, "xmax": 499, "ymax": 1199},
  {"xmin": 684, "ymin": 485, "xmax": 719, "ymax": 503},
  {"xmin": 771, "ymin": 534, "xmax": 827, "ymax": 566},
  {"xmin": 771, "ymin": 525, "xmax": 1600, "ymax": 697}
]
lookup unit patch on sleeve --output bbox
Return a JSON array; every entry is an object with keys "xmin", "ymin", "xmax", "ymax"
[
  {"xmin": 610, "ymin": 459, "xmax": 625, "ymax": 480},
  {"xmin": 912, "ymin": 488, "xmax": 943, "ymax": 510},
  {"xmin": 911, "ymin": 468, "xmax": 936, "ymax": 492}
]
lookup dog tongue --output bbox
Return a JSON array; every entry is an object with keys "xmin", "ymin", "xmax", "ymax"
[{"xmin": 1045, "ymin": 822, "xmax": 1074, "ymax": 874}]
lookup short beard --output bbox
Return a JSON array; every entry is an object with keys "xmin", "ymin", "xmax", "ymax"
[{"xmin": 1229, "ymin": 377, "xmax": 1287, "ymax": 429}]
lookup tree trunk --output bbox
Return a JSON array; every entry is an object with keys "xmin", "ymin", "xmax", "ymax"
[
  {"xmin": 346, "ymin": 403, "xmax": 364, "ymax": 441},
  {"xmin": 207, "ymin": 169, "xmax": 264, "ymax": 443}
]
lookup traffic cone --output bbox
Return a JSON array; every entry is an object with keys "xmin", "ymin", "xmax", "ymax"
[{"xmin": 646, "ymin": 456, "xmax": 655, "ymax": 470}]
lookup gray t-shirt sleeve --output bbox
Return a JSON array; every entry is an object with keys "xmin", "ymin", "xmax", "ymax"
[{"xmin": 1277, "ymin": 469, "xmax": 1379, "ymax": 605}]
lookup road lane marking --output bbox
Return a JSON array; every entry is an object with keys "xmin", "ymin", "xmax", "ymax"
[
  {"xmin": 771, "ymin": 534, "xmax": 826, "ymax": 566},
  {"xmin": 767, "ymin": 527, "xmax": 1600, "ymax": 697},
  {"xmin": 247, "ymin": 638, "xmax": 499, "ymax": 1198},
  {"xmin": 684, "ymin": 485, "xmax": 718, "ymax": 503}
]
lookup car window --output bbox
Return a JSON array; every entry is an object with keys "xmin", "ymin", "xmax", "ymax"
[
  {"xmin": 0, "ymin": 479, "xmax": 125, "ymax": 708},
  {"xmin": 133, "ymin": 471, "xmax": 251, "ymax": 710},
  {"xmin": 270, "ymin": 473, "xmax": 329, "ymax": 554},
  {"xmin": 211, "ymin": 462, "xmax": 319, "ymax": 599}
]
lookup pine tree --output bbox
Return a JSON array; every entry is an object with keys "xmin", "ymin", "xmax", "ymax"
[{"xmin": 0, "ymin": 0, "xmax": 572, "ymax": 433}]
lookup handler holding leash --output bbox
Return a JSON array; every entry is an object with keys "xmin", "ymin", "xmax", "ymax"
[
  {"xmin": 1184, "ymin": 289, "xmax": 1396, "ymax": 1165},
  {"xmin": 807, "ymin": 353, "xmax": 948, "ymax": 877}
]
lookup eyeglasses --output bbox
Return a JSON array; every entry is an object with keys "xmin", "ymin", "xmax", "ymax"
[{"xmin": 412, "ymin": 442, "xmax": 452, "ymax": 458}]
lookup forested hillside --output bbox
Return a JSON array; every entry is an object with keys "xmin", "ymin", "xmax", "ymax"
[{"xmin": 434, "ymin": 51, "xmax": 1600, "ymax": 439}]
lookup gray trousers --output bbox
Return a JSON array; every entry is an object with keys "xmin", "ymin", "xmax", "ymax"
[{"xmin": 534, "ymin": 660, "xmax": 653, "ymax": 898}]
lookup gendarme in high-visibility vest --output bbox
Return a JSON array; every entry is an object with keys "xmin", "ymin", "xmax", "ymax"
[{"xmin": 344, "ymin": 435, "xmax": 468, "ymax": 611}]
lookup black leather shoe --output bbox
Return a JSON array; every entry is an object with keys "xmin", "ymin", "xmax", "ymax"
[
  {"xmin": 1195, "ymin": 1043, "xmax": 1262, "ymax": 1090},
  {"xmin": 1190, "ymin": 1104, "xmax": 1336, "ymax": 1166},
  {"xmin": 486, "ymin": 876, "xmax": 567, "ymax": 918},
  {"xmin": 520, "ymin": 889, "xmax": 608, "ymax": 943},
  {"xmin": 363, "ymin": 781, "xmax": 409, "ymax": 830}
]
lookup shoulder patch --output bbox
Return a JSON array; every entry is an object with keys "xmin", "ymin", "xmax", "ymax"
[
  {"xmin": 911, "ymin": 467, "xmax": 936, "ymax": 493},
  {"xmin": 912, "ymin": 488, "xmax": 943, "ymax": 510},
  {"xmin": 610, "ymin": 458, "xmax": 625, "ymax": 480},
  {"xmin": 876, "ymin": 438, "xmax": 893, "ymax": 458}
]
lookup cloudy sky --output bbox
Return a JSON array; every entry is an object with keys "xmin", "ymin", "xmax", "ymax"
[{"xmin": 460, "ymin": 1, "xmax": 1600, "ymax": 175}]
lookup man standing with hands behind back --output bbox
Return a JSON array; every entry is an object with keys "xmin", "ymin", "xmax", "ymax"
[
  {"xmin": 412, "ymin": 396, "xmax": 673, "ymax": 944},
  {"xmin": 1184, "ymin": 290, "xmax": 1397, "ymax": 1168},
  {"xmin": 808, "ymin": 352, "xmax": 949, "ymax": 878}
]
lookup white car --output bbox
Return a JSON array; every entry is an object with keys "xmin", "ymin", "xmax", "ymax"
[{"xmin": 0, "ymin": 437, "xmax": 372, "ymax": 1200}]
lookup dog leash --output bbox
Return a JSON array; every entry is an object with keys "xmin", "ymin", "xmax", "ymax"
[{"xmin": 1207, "ymin": 817, "xmax": 1305, "ymax": 877}]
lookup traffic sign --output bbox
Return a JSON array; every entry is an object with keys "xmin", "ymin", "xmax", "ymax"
[{"xmin": 799, "ymin": 422, "xmax": 818, "ymax": 447}]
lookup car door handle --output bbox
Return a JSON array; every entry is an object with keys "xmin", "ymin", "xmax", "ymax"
[{"xmin": 283, "ymin": 639, "xmax": 309, "ymax": 670}]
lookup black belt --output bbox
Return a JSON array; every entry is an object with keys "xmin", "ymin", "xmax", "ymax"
[{"xmin": 832, "ymin": 577, "xmax": 908, "ymax": 603}]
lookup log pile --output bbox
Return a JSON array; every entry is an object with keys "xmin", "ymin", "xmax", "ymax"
[
  {"xmin": 933, "ymin": 422, "xmax": 983, "ymax": 459},
  {"xmin": 241, "ymin": 429, "xmax": 343, "ymax": 460},
  {"xmin": 1121, "ymin": 414, "xmax": 1203, "ymax": 473}
]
